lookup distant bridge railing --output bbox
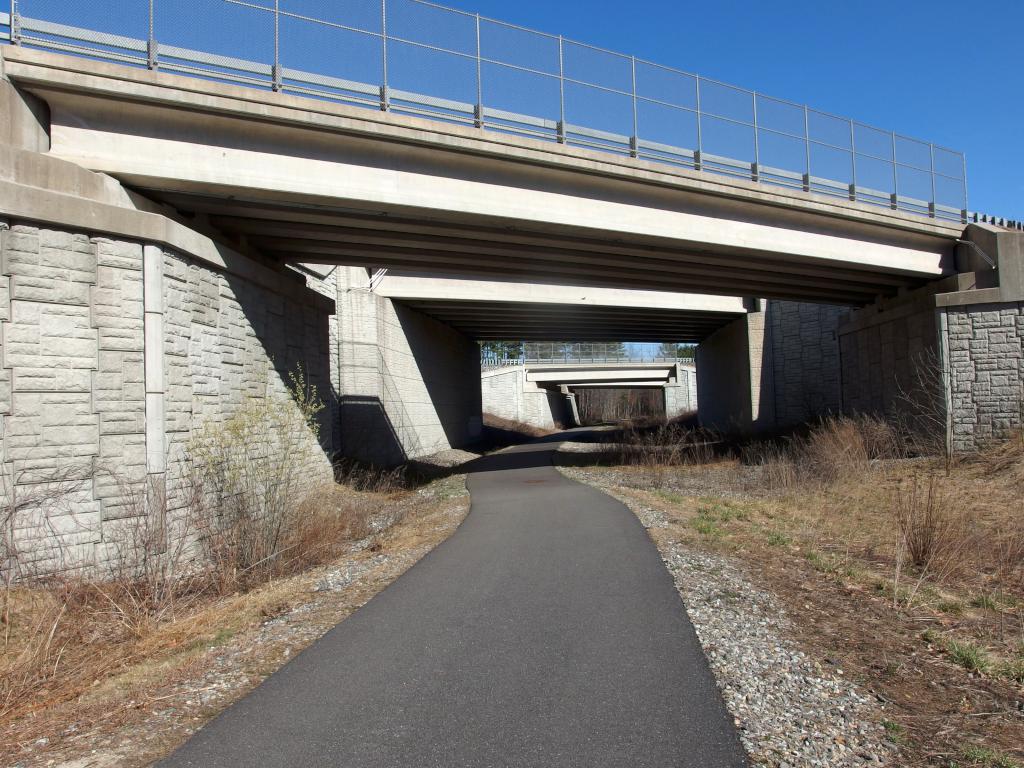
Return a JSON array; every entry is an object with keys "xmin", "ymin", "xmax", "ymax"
[
  {"xmin": 2, "ymin": 0, "xmax": 970, "ymax": 223},
  {"xmin": 482, "ymin": 346, "xmax": 697, "ymax": 370}
]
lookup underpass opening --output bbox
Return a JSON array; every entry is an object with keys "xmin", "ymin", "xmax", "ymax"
[{"xmin": 574, "ymin": 386, "xmax": 666, "ymax": 425}]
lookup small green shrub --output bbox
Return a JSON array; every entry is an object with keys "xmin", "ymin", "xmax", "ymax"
[
  {"xmin": 946, "ymin": 640, "xmax": 992, "ymax": 673},
  {"xmin": 766, "ymin": 530, "xmax": 791, "ymax": 547},
  {"xmin": 970, "ymin": 593, "xmax": 998, "ymax": 611}
]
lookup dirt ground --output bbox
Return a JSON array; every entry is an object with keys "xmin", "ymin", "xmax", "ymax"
[{"xmin": 561, "ymin": 458, "xmax": 1024, "ymax": 768}]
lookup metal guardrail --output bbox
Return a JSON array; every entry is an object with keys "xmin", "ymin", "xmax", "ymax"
[
  {"xmin": 482, "ymin": 341, "xmax": 697, "ymax": 369},
  {"xmin": 481, "ymin": 355, "xmax": 695, "ymax": 370},
  {"xmin": 1, "ymin": 0, "xmax": 976, "ymax": 224}
]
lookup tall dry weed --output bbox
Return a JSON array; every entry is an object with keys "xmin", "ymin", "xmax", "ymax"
[{"xmin": 744, "ymin": 415, "xmax": 902, "ymax": 491}]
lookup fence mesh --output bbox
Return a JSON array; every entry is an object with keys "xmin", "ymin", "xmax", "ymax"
[{"xmin": 7, "ymin": 0, "xmax": 969, "ymax": 218}]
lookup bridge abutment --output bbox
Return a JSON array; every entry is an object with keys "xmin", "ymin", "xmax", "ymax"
[{"xmin": 335, "ymin": 266, "xmax": 481, "ymax": 466}]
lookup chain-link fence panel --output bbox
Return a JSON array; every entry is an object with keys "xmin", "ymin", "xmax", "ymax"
[
  {"xmin": 3, "ymin": 0, "xmax": 971, "ymax": 220},
  {"xmin": 18, "ymin": 0, "xmax": 149, "ymax": 64}
]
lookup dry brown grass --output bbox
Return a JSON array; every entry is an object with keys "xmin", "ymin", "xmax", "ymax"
[
  {"xmin": 742, "ymin": 414, "xmax": 903, "ymax": 490},
  {"xmin": 0, "ymin": 473, "xmax": 468, "ymax": 767},
  {"xmin": 0, "ymin": 483, "xmax": 388, "ymax": 726},
  {"xmin": 565, "ymin": 415, "xmax": 1024, "ymax": 766}
]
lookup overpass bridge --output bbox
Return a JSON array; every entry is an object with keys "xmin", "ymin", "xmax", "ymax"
[
  {"xmin": 0, "ymin": 3, "xmax": 1022, "ymax": 571},
  {"xmin": 480, "ymin": 352, "xmax": 698, "ymax": 429}
]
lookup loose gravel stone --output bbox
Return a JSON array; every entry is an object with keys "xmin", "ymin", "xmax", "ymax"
[{"xmin": 565, "ymin": 469, "xmax": 896, "ymax": 768}]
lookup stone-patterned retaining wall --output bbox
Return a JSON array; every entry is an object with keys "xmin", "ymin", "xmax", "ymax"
[
  {"xmin": 0, "ymin": 222, "xmax": 335, "ymax": 570},
  {"xmin": 944, "ymin": 301, "xmax": 1024, "ymax": 451},
  {"xmin": 767, "ymin": 301, "xmax": 850, "ymax": 426}
]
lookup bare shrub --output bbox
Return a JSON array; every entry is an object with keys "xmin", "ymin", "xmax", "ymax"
[
  {"xmin": 187, "ymin": 368, "xmax": 330, "ymax": 593},
  {"xmin": 744, "ymin": 415, "xmax": 902, "ymax": 491},
  {"xmin": 894, "ymin": 477, "xmax": 961, "ymax": 570},
  {"xmin": 611, "ymin": 419, "xmax": 720, "ymax": 478},
  {"xmin": 891, "ymin": 476, "xmax": 972, "ymax": 607},
  {"xmin": 892, "ymin": 347, "xmax": 951, "ymax": 463},
  {"xmin": 333, "ymin": 459, "xmax": 409, "ymax": 493}
]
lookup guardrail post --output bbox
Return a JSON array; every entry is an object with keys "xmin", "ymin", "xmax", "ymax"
[
  {"xmin": 848, "ymin": 119, "xmax": 857, "ymax": 200},
  {"xmin": 928, "ymin": 143, "xmax": 937, "ymax": 218},
  {"xmin": 557, "ymin": 36, "xmax": 566, "ymax": 143},
  {"xmin": 961, "ymin": 152, "xmax": 969, "ymax": 220},
  {"xmin": 9, "ymin": 0, "xmax": 19, "ymax": 45},
  {"xmin": 474, "ymin": 13, "xmax": 483, "ymax": 128},
  {"xmin": 890, "ymin": 131, "xmax": 899, "ymax": 209},
  {"xmin": 751, "ymin": 91, "xmax": 759, "ymax": 177},
  {"xmin": 147, "ymin": 0, "xmax": 157, "ymax": 69},
  {"xmin": 694, "ymin": 74, "xmax": 703, "ymax": 171},
  {"xmin": 380, "ymin": 0, "xmax": 389, "ymax": 111},
  {"xmin": 803, "ymin": 105, "xmax": 811, "ymax": 191},
  {"xmin": 272, "ymin": 0, "xmax": 282, "ymax": 91},
  {"xmin": 630, "ymin": 55, "xmax": 638, "ymax": 158}
]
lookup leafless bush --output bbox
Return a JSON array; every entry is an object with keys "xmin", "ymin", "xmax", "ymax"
[
  {"xmin": 892, "ymin": 476, "xmax": 972, "ymax": 606},
  {"xmin": 0, "ymin": 368, "xmax": 392, "ymax": 724},
  {"xmin": 611, "ymin": 419, "xmax": 720, "ymax": 470},
  {"xmin": 743, "ymin": 415, "xmax": 902, "ymax": 491},
  {"xmin": 892, "ymin": 347, "xmax": 951, "ymax": 464},
  {"xmin": 187, "ymin": 368, "xmax": 331, "ymax": 593},
  {"xmin": 1, "ymin": 464, "xmax": 94, "ymax": 644},
  {"xmin": 333, "ymin": 459, "xmax": 409, "ymax": 493}
]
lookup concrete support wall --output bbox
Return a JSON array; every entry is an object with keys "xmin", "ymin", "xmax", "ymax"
[
  {"xmin": 664, "ymin": 365, "xmax": 698, "ymax": 418},
  {"xmin": 696, "ymin": 312, "xmax": 775, "ymax": 434},
  {"xmin": 336, "ymin": 267, "xmax": 481, "ymax": 465},
  {"xmin": 698, "ymin": 301, "xmax": 854, "ymax": 434},
  {"xmin": 480, "ymin": 366, "xmax": 569, "ymax": 430},
  {"xmin": 0, "ymin": 221, "xmax": 335, "ymax": 569},
  {"xmin": 837, "ymin": 290, "xmax": 940, "ymax": 419},
  {"xmin": 767, "ymin": 301, "xmax": 850, "ymax": 425}
]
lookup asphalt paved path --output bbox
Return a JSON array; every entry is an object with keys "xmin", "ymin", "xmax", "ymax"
[{"xmin": 159, "ymin": 431, "xmax": 748, "ymax": 767}]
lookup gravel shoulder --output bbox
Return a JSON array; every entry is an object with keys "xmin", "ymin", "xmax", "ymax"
[{"xmin": 560, "ymin": 465, "xmax": 897, "ymax": 768}]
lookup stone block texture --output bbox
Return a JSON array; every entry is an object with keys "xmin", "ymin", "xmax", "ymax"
[
  {"xmin": 767, "ymin": 301, "xmax": 850, "ymax": 426},
  {"xmin": 0, "ymin": 222, "xmax": 335, "ymax": 570},
  {"xmin": 838, "ymin": 299, "xmax": 939, "ymax": 420},
  {"xmin": 944, "ymin": 301, "xmax": 1024, "ymax": 451}
]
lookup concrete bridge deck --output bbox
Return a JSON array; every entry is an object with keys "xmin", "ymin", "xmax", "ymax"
[{"xmin": 1, "ymin": 46, "xmax": 963, "ymax": 305}]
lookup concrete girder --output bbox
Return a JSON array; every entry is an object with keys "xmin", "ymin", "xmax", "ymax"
[{"xmin": 170, "ymin": 197, "xmax": 921, "ymax": 290}]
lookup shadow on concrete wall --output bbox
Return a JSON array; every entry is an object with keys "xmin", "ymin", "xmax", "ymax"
[
  {"xmin": 397, "ymin": 304, "xmax": 481, "ymax": 449},
  {"xmin": 222, "ymin": 270, "xmax": 336, "ymax": 458},
  {"xmin": 337, "ymin": 394, "xmax": 409, "ymax": 467}
]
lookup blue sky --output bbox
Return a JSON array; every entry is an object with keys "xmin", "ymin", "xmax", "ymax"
[
  {"xmin": 437, "ymin": 0, "xmax": 1022, "ymax": 220},
  {"xmin": 27, "ymin": 0, "xmax": 1020, "ymax": 216}
]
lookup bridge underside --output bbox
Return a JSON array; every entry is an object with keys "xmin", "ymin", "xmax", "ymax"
[
  {"xmin": 157, "ymin": 195, "xmax": 932, "ymax": 306},
  {"xmin": 370, "ymin": 272, "xmax": 746, "ymax": 342},
  {"xmin": 392, "ymin": 299, "xmax": 735, "ymax": 342}
]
